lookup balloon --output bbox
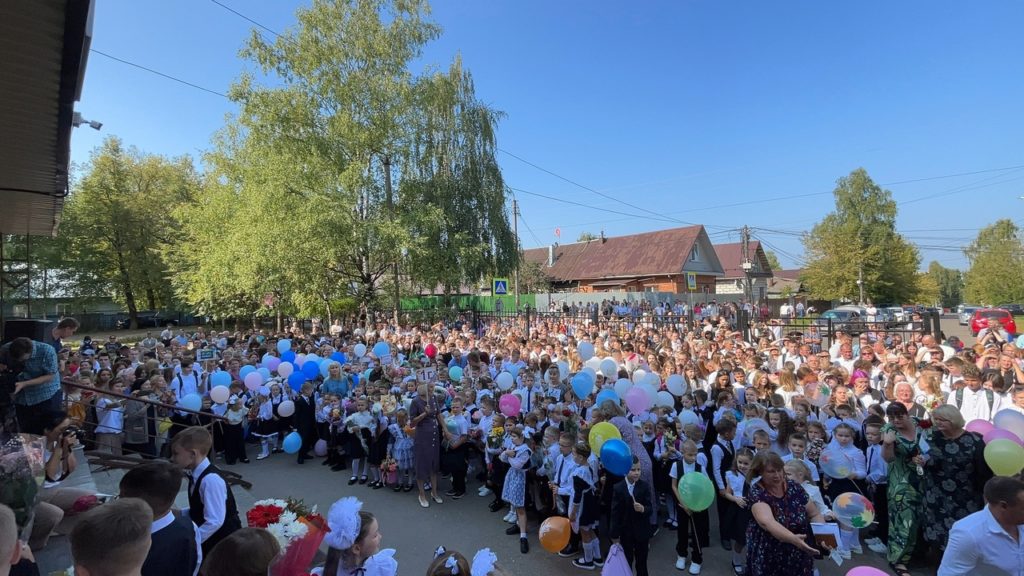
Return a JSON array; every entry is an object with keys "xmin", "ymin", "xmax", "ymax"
[
  {"xmin": 572, "ymin": 372, "xmax": 595, "ymax": 399},
  {"xmin": 985, "ymin": 428, "xmax": 1024, "ymax": 446},
  {"xmin": 539, "ymin": 516, "xmax": 571, "ymax": 553},
  {"xmin": 613, "ymin": 378, "xmax": 632, "ymax": 399},
  {"xmin": 666, "ymin": 374, "xmax": 687, "ymax": 396},
  {"xmin": 445, "ymin": 417, "xmax": 460, "ymax": 435},
  {"xmin": 239, "ymin": 365, "xmax": 256, "ymax": 379},
  {"xmin": 655, "ymin": 390, "xmax": 676, "ymax": 408},
  {"xmin": 832, "ymin": 492, "xmax": 875, "ymax": 529},
  {"xmin": 581, "ymin": 367, "xmax": 598, "ymax": 385},
  {"xmin": 320, "ymin": 361, "xmax": 333, "ymax": 379},
  {"xmin": 353, "ymin": 343, "xmax": 367, "ymax": 358},
  {"xmin": 642, "ymin": 372, "xmax": 661, "ymax": 390},
  {"xmin": 287, "ymin": 372, "xmax": 306, "ymax": 392},
  {"xmin": 846, "ymin": 568, "xmax": 889, "ymax": 576},
  {"xmin": 577, "ymin": 341, "xmax": 595, "ymax": 361},
  {"xmin": 743, "ymin": 418, "xmax": 770, "ymax": 442},
  {"xmin": 210, "ymin": 372, "xmax": 231, "ymax": 388},
  {"xmin": 585, "ymin": 357, "xmax": 602, "ymax": 373},
  {"xmin": 985, "ymin": 438, "xmax": 1024, "ymax": 476},
  {"xmin": 277, "ymin": 400, "xmax": 296, "ymax": 418},
  {"xmin": 596, "ymin": 388, "xmax": 619, "ymax": 407},
  {"xmin": 803, "ymin": 382, "xmax": 831, "ymax": 407},
  {"xmin": 244, "ymin": 372, "xmax": 264, "ymax": 391},
  {"xmin": 600, "ymin": 438, "xmax": 632, "ymax": 476},
  {"xmin": 257, "ymin": 367, "xmax": 271, "ymax": 381},
  {"xmin": 331, "ymin": 351, "xmax": 346, "ymax": 363},
  {"xmin": 277, "ymin": 339, "xmax": 292, "ymax": 354},
  {"xmin": 679, "ymin": 409, "xmax": 702, "ymax": 428},
  {"xmin": 678, "ymin": 472, "xmax": 715, "ymax": 512},
  {"xmin": 294, "ymin": 354, "xmax": 306, "ymax": 368},
  {"xmin": 372, "ymin": 341, "xmax": 390, "ymax": 358},
  {"xmin": 995, "ymin": 409, "xmax": 1024, "ymax": 441},
  {"xmin": 449, "ymin": 366, "xmax": 463, "ymax": 383},
  {"xmin": 625, "ymin": 387, "xmax": 652, "ymax": 414},
  {"xmin": 302, "ymin": 360, "xmax": 321, "ymax": 380},
  {"xmin": 180, "ymin": 393, "xmax": 202, "ymax": 412},
  {"xmin": 281, "ymin": 350, "xmax": 296, "ymax": 363},
  {"xmin": 496, "ymin": 372, "xmax": 515, "ymax": 391},
  {"xmin": 265, "ymin": 357, "xmax": 281, "ymax": 372},
  {"xmin": 966, "ymin": 419, "xmax": 995, "ymax": 435},
  {"xmin": 314, "ymin": 439, "xmax": 328, "ymax": 457},
  {"xmin": 557, "ymin": 361, "xmax": 570, "ymax": 382},
  {"xmin": 363, "ymin": 368, "xmax": 374, "ymax": 383},
  {"xmin": 282, "ymin": 432, "xmax": 302, "ymax": 454},
  {"xmin": 631, "ymin": 369, "xmax": 647, "ymax": 385},
  {"xmin": 499, "ymin": 394, "xmax": 521, "ymax": 417},
  {"xmin": 424, "ymin": 343, "xmax": 437, "ymax": 359},
  {"xmin": 589, "ymin": 422, "xmax": 622, "ymax": 453},
  {"xmin": 819, "ymin": 448, "xmax": 854, "ymax": 479},
  {"xmin": 278, "ymin": 361, "xmax": 295, "ymax": 378},
  {"xmin": 210, "ymin": 386, "xmax": 230, "ymax": 404},
  {"xmin": 261, "ymin": 353, "xmax": 276, "ymax": 367},
  {"xmin": 599, "ymin": 358, "xmax": 619, "ymax": 379}
]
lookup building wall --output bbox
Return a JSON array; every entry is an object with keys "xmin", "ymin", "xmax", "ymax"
[{"xmin": 715, "ymin": 277, "xmax": 770, "ymax": 298}]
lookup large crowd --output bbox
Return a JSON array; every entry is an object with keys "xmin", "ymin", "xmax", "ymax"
[{"xmin": 2, "ymin": 301, "xmax": 1024, "ymax": 576}]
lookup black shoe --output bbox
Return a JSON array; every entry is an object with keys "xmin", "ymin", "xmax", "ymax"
[
  {"xmin": 372, "ymin": 481, "xmax": 383, "ymax": 490},
  {"xmin": 322, "ymin": 458, "xmax": 333, "ymax": 466},
  {"xmin": 505, "ymin": 525, "xmax": 520, "ymax": 535},
  {"xmin": 332, "ymin": 463, "xmax": 347, "ymax": 472},
  {"xmin": 593, "ymin": 558, "xmax": 604, "ymax": 567},
  {"xmin": 489, "ymin": 500, "xmax": 504, "ymax": 512},
  {"xmin": 359, "ymin": 476, "xmax": 368, "ymax": 485},
  {"xmin": 445, "ymin": 489, "xmax": 458, "ymax": 497},
  {"xmin": 348, "ymin": 477, "xmax": 358, "ymax": 485},
  {"xmin": 392, "ymin": 484, "xmax": 402, "ymax": 492},
  {"xmin": 520, "ymin": 537, "xmax": 529, "ymax": 554},
  {"xmin": 558, "ymin": 545, "xmax": 580, "ymax": 558},
  {"xmin": 402, "ymin": 484, "xmax": 413, "ymax": 492},
  {"xmin": 451, "ymin": 491, "xmax": 465, "ymax": 499},
  {"xmin": 240, "ymin": 458, "xmax": 250, "ymax": 464},
  {"xmin": 272, "ymin": 448, "xmax": 283, "ymax": 454}
]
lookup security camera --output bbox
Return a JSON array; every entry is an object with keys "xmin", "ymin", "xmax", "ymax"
[
  {"xmin": 88, "ymin": 120, "xmax": 102, "ymax": 130},
  {"xmin": 72, "ymin": 112, "xmax": 103, "ymax": 131}
]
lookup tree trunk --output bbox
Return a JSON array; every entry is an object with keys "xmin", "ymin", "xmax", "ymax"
[
  {"xmin": 113, "ymin": 243, "xmax": 139, "ymax": 329},
  {"xmin": 146, "ymin": 287, "xmax": 156, "ymax": 311}
]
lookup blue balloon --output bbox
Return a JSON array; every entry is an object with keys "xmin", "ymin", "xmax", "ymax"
[
  {"xmin": 180, "ymin": 393, "xmax": 202, "ymax": 413},
  {"xmin": 363, "ymin": 368, "xmax": 374, "ymax": 383},
  {"xmin": 210, "ymin": 371, "xmax": 231, "ymax": 388},
  {"xmin": 596, "ymin": 388, "xmax": 619, "ymax": 407},
  {"xmin": 239, "ymin": 365, "xmax": 255, "ymax": 379},
  {"xmin": 277, "ymin": 339, "xmax": 292, "ymax": 354},
  {"xmin": 320, "ymin": 361, "xmax": 332, "ymax": 379},
  {"xmin": 331, "ymin": 352, "xmax": 346, "ymax": 364},
  {"xmin": 372, "ymin": 341, "xmax": 390, "ymax": 358},
  {"xmin": 352, "ymin": 373, "xmax": 360, "ymax": 386},
  {"xmin": 281, "ymin": 350, "xmax": 296, "ymax": 363},
  {"xmin": 600, "ymin": 438, "xmax": 633, "ymax": 476},
  {"xmin": 257, "ymin": 367, "xmax": 271, "ymax": 380},
  {"xmin": 287, "ymin": 372, "xmax": 306, "ymax": 392},
  {"xmin": 302, "ymin": 360, "xmax": 321, "ymax": 380},
  {"xmin": 449, "ymin": 366, "xmax": 463, "ymax": 382},
  {"xmin": 261, "ymin": 353, "xmax": 275, "ymax": 367},
  {"xmin": 572, "ymin": 372, "xmax": 595, "ymax": 399},
  {"xmin": 282, "ymin": 431, "xmax": 302, "ymax": 454}
]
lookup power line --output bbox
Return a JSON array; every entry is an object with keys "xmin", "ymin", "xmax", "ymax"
[
  {"xmin": 510, "ymin": 187, "xmax": 689, "ymax": 225},
  {"xmin": 90, "ymin": 49, "xmax": 228, "ymax": 98},
  {"xmin": 209, "ymin": 0, "xmax": 282, "ymax": 37}
]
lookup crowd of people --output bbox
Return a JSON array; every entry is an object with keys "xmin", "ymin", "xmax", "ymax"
[{"xmin": 2, "ymin": 304, "xmax": 1024, "ymax": 576}]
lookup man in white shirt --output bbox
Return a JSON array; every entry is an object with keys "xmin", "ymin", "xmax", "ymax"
[
  {"xmin": 939, "ymin": 475, "xmax": 1024, "ymax": 576},
  {"xmin": 948, "ymin": 365, "xmax": 1001, "ymax": 422}
]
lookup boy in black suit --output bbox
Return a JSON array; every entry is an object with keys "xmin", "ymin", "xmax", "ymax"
[
  {"xmin": 120, "ymin": 460, "xmax": 201, "ymax": 576},
  {"xmin": 610, "ymin": 456, "xmax": 654, "ymax": 576},
  {"xmin": 294, "ymin": 382, "xmax": 317, "ymax": 463}
]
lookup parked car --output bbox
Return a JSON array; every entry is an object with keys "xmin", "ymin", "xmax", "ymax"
[
  {"xmin": 814, "ymin": 307, "xmax": 867, "ymax": 335},
  {"xmin": 959, "ymin": 305, "xmax": 980, "ymax": 326},
  {"xmin": 996, "ymin": 303, "xmax": 1024, "ymax": 316},
  {"xmin": 970, "ymin": 308, "xmax": 1018, "ymax": 337},
  {"xmin": 884, "ymin": 306, "xmax": 907, "ymax": 323}
]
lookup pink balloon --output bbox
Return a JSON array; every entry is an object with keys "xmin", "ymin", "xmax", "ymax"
[
  {"xmin": 265, "ymin": 356, "xmax": 281, "ymax": 372},
  {"xmin": 966, "ymin": 419, "xmax": 995, "ymax": 435},
  {"xmin": 984, "ymin": 428, "xmax": 1024, "ymax": 446},
  {"xmin": 499, "ymin": 394, "xmax": 521, "ymax": 417},
  {"xmin": 846, "ymin": 567, "xmax": 888, "ymax": 576},
  {"xmin": 243, "ymin": 372, "xmax": 263, "ymax": 391},
  {"xmin": 625, "ymin": 386, "xmax": 652, "ymax": 414}
]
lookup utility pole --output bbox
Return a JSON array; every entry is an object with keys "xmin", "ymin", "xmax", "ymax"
[
  {"xmin": 382, "ymin": 155, "xmax": 399, "ymax": 325},
  {"xmin": 740, "ymin": 225, "xmax": 752, "ymax": 305},
  {"xmin": 857, "ymin": 265, "xmax": 865, "ymax": 305},
  {"xmin": 512, "ymin": 198, "xmax": 520, "ymax": 310}
]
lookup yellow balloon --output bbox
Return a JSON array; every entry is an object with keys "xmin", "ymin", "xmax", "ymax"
[
  {"xmin": 589, "ymin": 422, "xmax": 622, "ymax": 454},
  {"xmin": 985, "ymin": 438, "xmax": 1024, "ymax": 476}
]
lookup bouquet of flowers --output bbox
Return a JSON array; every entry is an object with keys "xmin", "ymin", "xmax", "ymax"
[
  {"xmin": 0, "ymin": 435, "xmax": 44, "ymax": 536},
  {"xmin": 486, "ymin": 425, "xmax": 505, "ymax": 451},
  {"xmin": 246, "ymin": 498, "xmax": 329, "ymax": 576},
  {"xmin": 381, "ymin": 457, "xmax": 398, "ymax": 485}
]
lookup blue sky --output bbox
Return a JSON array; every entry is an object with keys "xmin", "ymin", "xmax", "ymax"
[{"xmin": 72, "ymin": 0, "xmax": 1024, "ymax": 270}]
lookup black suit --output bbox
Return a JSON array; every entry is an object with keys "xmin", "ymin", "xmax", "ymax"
[
  {"xmin": 610, "ymin": 479, "xmax": 654, "ymax": 576},
  {"xmin": 294, "ymin": 395, "xmax": 317, "ymax": 462}
]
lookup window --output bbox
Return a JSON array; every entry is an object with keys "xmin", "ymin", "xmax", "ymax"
[
  {"xmin": 690, "ymin": 246, "xmax": 699, "ymax": 261},
  {"xmin": 645, "ymin": 286, "xmax": 657, "ymax": 293}
]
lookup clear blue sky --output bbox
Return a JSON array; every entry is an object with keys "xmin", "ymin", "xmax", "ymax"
[{"xmin": 72, "ymin": 0, "xmax": 1024, "ymax": 270}]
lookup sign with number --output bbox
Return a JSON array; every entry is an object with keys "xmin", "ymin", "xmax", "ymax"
[
  {"xmin": 686, "ymin": 272, "xmax": 697, "ymax": 291},
  {"xmin": 416, "ymin": 367, "xmax": 437, "ymax": 383},
  {"xmin": 493, "ymin": 278, "xmax": 509, "ymax": 295}
]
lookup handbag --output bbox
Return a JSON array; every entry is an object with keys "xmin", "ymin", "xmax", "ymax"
[{"xmin": 601, "ymin": 543, "xmax": 632, "ymax": 576}]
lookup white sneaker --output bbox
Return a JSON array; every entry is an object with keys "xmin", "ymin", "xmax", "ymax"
[
  {"xmin": 851, "ymin": 545, "xmax": 863, "ymax": 554},
  {"xmin": 867, "ymin": 541, "xmax": 888, "ymax": 554},
  {"xmin": 256, "ymin": 453, "xmax": 269, "ymax": 460},
  {"xmin": 688, "ymin": 562, "xmax": 702, "ymax": 575},
  {"xmin": 479, "ymin": 487, "xmax": 493, "ymax": 497},
  {"xmin": 504, "ymin": 511, "xmax": 516, "ymax": 523},
  {"xmin": 839, "ymin": 550, "xmax": 851, "ymax": 559},
  {"xmin": 675, "ymin": 557, "xmax": 687, "ymax": 571}
]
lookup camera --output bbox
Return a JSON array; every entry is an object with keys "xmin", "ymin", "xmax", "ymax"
[{"xmin": 63, "ymin": 425, "xmax": 85, "ymax": 444}]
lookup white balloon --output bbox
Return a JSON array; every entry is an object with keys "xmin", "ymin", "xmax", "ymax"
[
  {"xmin": 655, "ymin": 390, "xmax": 676, "ymax": 408},
  {"xmin": 578, "ymin": 341, "xmax": 595, "ymax": 361},
  {"xmin": 210, "ymin": 386, "xmax": 230, "ymax": 404},
  {"xmin": 643, "ymin": 372, "xmax": 661, "ymax": 390},
  {"xmin": 585, "ymin": 357, "xmax": 602, "ymax": 372},
  {"xmin": 599, "ymin": 358, "xmax": 618, "ymax": 379},
  {"xmin": 679, "ymin": 409, "xmax": 702, "ymax": 427},
  {"xmin": 631, "ymin": 369, "xmax": 647, "ymax": 385},
  {"xmin": 666, "ymin": 374, "xmax": 687, "ymax": 396},
  {"xmin": 640, "ymin": 383, "xmax": 659, "ymax": 405},
  {"xmin": 354, "ymin": 343, "xmax": 367, "ymax": 358},
  {"xmin": 277, "ymin": 400, "xmax": 296, "ymax": 417},
  {"xmin": 294, "ymin": 354, "xmax": 306, "ymax": 367},
  {"xmin": 277, "ymin": 362, "xmax": 294, "ymax": 378},
  {"xmin": 496, "ymin": 372, "xmax": 515, "ymax": 391},
  {"xmin": 557, "ymin": 361, "xmax": 570, "ymax": 382},
  {"xmin": 614, "ymin": 378, "xmax": 632, "ymax": 398}
]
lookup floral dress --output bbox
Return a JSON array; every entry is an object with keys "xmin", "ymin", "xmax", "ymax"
[
  {"xmin": 745, "ymin": 479, "xmax": 813, "ymax": 576},
  {"xmin": 386, "ymin": 422, "xmax": 414, "ymax": 470},
  {"xmin": 920, "ymin": 431, "xmax": 989, "ymax": 549},
  {"xmin": 884, "ymin": 426, "xmax": 923, "ymax": 565}
]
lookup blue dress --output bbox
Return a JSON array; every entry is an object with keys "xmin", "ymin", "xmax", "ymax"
[
  {"xmin": 501, "ymin": 444, "xmax": 531, "ymax": 508},
  {"xmin": 387, "ymin": 422, "xmax": 414, "ymax": 470}
]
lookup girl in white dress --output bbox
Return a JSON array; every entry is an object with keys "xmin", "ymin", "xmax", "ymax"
[{"xmin": 320, "ymin": 497, "xmax": 397, "ymax": 576}]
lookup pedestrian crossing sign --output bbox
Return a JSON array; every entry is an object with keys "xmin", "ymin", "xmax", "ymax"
[
  {"xmin": 493, "ymin": 278, "xmax": 509, "ymax": 295},
  {"xmin": 686, "ymin": 272, "xmax": 697, "ymax": 291}
]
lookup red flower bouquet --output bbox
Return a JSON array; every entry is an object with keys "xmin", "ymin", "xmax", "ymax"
[{"xmin": 246, "ymin": 498, "xmax": 329, "ymax": 576}]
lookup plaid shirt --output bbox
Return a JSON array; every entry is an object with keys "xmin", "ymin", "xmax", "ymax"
[{"xmin": 10, "ymin": 341, "xmax": 60, "ymax": 406}]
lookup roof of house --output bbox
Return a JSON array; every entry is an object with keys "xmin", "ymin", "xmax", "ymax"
[
  {"xmin": 522, "ymin": 225, "xmax": 707, "ymax": 283},
  {"xmin": 774, "ymin": 269, "xmax": 803, "ymax": 280},
  {"xmin": 712, "ymin": 241, "xmax": 767, "ymax": 278}
]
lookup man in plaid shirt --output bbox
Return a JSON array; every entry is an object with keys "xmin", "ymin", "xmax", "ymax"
[{"xmin": 0, "ymin": 337, "xmax": 61, "ymax": 435}]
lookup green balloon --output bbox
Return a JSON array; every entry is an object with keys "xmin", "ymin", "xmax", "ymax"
[{"xmin": 678, "ymin": 472, "xmax": 715, "ymax": 512}]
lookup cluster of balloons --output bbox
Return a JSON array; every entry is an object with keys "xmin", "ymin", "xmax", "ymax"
[{"xmin": 975, "ymin": 409, "xmax": 1024, "ymax": 475}]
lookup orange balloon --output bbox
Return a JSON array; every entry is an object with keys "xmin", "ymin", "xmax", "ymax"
[{"xmin": 539, "ymin": 516, "xmax": 571, "ymax": 553}]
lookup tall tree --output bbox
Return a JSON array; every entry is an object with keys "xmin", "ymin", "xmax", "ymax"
[
  {"xmin": 925, "ymin": 261, "xmax": 963, "ymax": 308},
  {"xmin": 763, "ymin": 250, "xmax": 782, "ymax": 271},
  {"xmin": 963, "ymin": 219, "xmax": 1024, "ymax": 305},
  {"xmin": 577, "ymin": 231, "xmax": 598, "ymax": 242},
  {"xmin": 801, "ymin": 168, "xmax": 921, "ymax": 304}
]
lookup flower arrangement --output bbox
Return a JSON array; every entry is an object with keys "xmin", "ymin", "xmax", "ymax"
[
  {"xmin": 0, "ymin": 435, "xmax": 44, "ymax": 530},
  {"xmin": 486, "ymin": 424, "xmax": 505, "ymax": 450},
  {"xmin": 247, "ymin": 497, "xmax": 329, "ymax": 576}
]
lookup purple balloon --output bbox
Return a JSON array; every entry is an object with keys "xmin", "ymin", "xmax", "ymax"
[
  {"xmin": 966, "ymin": 419, "xmax": 995, "ymax": 435},
  {"xmin": 985, "ymin": 428, "xmax": 1024, "ymax": 446},
  {"xmin": 625, "ymin": 386, "xmax": 651, "ymax": 414},
  {"xmin": 265, "ymin": 356, "xmax": 281, "ymax": 371}
]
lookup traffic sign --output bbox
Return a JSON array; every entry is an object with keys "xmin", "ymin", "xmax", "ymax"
[
  {"xmin": 686, "ymin": 272, "xmax": 697, "ymax": 291},
  {"xmin": 493, "ymin": 278, "xmax": 509, "ymax": 295}
]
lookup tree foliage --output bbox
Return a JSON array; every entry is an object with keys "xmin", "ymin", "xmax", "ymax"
[
  {"xmin": 577, "ymin": 231, "xmax": 598, "ymax": 242},
  {"xmin": 801, "ymin": 168, "xmax": 921, "ymax": 304},
  {"xmin": 963, "ymin": 219, "xmax": 1024, "ymax": 305},
  {"xmin": 519, "ymin": 258, "xmax": 551, "ymax": 294},
  {"xmin": 763, "ymin": 250, "xmax": 782, "ymax": 271},
  {"xmin": 925, "ymin": 261, "xmax": 963, "ymax": 308}
]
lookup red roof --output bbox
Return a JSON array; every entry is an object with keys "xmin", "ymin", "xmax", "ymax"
[
  {"xmin": 522, "ymin": 225, "xmax": 707, "ymax": 282},
  {"xmin": 775, "ymin": 269, "xmax": 803, "ymax": 280},
  {"xmin": 712, "ymin": 241, "xmax": 768, "ymax": 278}
]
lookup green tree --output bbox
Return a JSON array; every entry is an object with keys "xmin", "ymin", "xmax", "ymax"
[
  {"xmin": 801, "ymin": 168, "xmax": 921, "ymax": 304},
  {"xmin": 763, "ymin": 250, "xmax": 782, "ymax": 271},
  {"xmin": 963, "ymin": 219, "xmax": 1024, "ymax": 305},
  {"xmin": 925, "ymin": 261, "xmax": 963, "ymax": 308},
  {"xmin": 519, "ymin": 258, "xmax": 551, "ymax": 294},
  {"xmin": 577, "ymin": 231, "xmax": 598, "ymax": 242}
]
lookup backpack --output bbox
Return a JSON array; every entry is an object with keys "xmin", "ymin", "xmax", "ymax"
[{"xmin": 954, "ymin": 387, "xmax": 994, "ymax": 413}]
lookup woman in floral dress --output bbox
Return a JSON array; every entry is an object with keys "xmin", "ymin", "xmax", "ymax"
[
  {"xmin": 881, "ymin": 403, "xmax": 924, "ymax": 576},
  {"xmin": 919, "ymin": 405, "xmax": 990, "ymax": 552},
  {"xmin": 745, "ymin": 452, "xmax": 822, "ymax": 576}
]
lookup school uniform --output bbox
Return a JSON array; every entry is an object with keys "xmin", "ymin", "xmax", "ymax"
[
  {"xmin": 610, "ymin": 478, "xmax": 655, "ymax": 576},
  {"xmin": 670, "ymin": 457, "xmax": 711, "ymax": 564},
  {"xmin": 222, "ymin": 405, "xmax": 249, "ymax": 464},
  {"xmin": 724, "ymin": 470, "xmax": 751, "ymax": 549},
  {"xmin": 865, "ymin": 443, "xmax": 889, "ymax": 544},
  {"xmin": 142, "ymin": 510, "xmax": 202, "ymax": 576},
  {"xmin": 653, "ymin": 434, "xmax": 680, "ymax": 525},
  {"xmin": 185, "ymin": 458, "xmax": 241, "ymax": 555},
  {"xmin": 781, "ymin": 454, "xmax": 821, "ymax": 482},
  {"xmin": 293, "ymin": 394, "xmax": 317, "ymax": 463},
  {"xmin": 500, "ymin": 443, "xmax": 532, "ymax": 507},
  {"xmin": 570, "ymin": 463, "xmax": 599, "ymax": 531},
  {"xmin": 709, "ymin": 438, "xmax": 735, "ymax": 546}
]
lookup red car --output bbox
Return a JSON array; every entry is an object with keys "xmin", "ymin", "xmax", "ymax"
[{"xmin": 970, "ymin": 308, "xmax": 1018, "ymax": 337}]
